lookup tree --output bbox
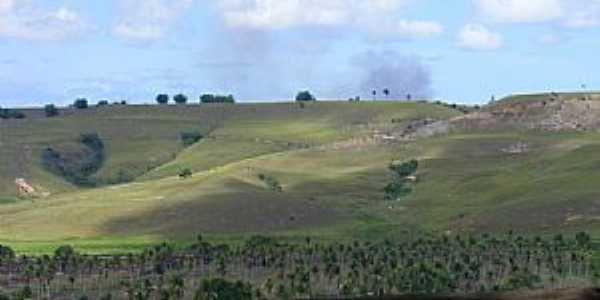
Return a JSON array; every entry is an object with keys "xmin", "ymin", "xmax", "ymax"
[
  {"xmin": 44, "ymin": 104, "xmax": 59, "ymax": 117},
  {"xmin": 372, "ymin": 90, "xmax": 377, "ymax": 101},
  {"xmin": 200, "ymin": 94, "xmax": 235, "ymax": 104},
  {"xmin": 97, "ymin": 100, "xmax": 109, "ymax": 107},
  {"xmin": 295, "ymin": 91, "xmax": 316, "ymax": 102},
  {"xmin": 383, "ymin": 89, "xmax": 390, "ymax": 99},
  {"xmin": 407, "ymin": 94, "xmax": 412, "ymax": 101},
  {"xmin": 174, "ymin": 94, "xmax": 188, "ymax": 104},
  {"xmin": 156, "ymin": 94, "xmax": 169, "ymax": 105},
  {"xmin": 200, "ymin": 94, "xmax": 215, "ymax": 103},
  {"xmin": 73, "ymin": 98, "xmax": 88, "ymax": 109}
]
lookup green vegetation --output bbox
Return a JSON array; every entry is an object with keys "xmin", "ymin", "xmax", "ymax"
[
  {"xmin": 0, "ymin": 107, "xmax": 25, "ymax": 119},
  {"xmin": 97, "ymin": 100, "xmax": 109, "ymax": 107},
  {"xmin": 44, "ymin": 104, "xmax": 59, "ymax": 117},
  {"xmin": 178, "ymin": 167, "xmax": 193, "ymax": 179},
  {"xmin": 180, "ymin": 131, "xmax": 204, "ymax": 147},
  {"xmin": 156, "ymin": 94, "xmax": 169, "ymax": 105},
  {"xmin": 0, "ymin": 233, "xmax": 594, "ymax": 299},
  {"xmin": 174, "ymin": 93, "xmax": 188, "ymax": 104},
  {"xmin": 258, "ymin": 173, "xmax": 283, "ymax": 192},
  {"xmin": 384, "ymin": 159, "xmax": 418, "ymax": 201},
  {"xmin": 200, "ymin": 94, "xmax": 235, "ymax": 104},
  {"xmin": 73, "ymin": 98, "xmax": 88, "ymax": 109},
  {"xmin": 41, "ymin": 133, "xmax": 106, "ymax": 187},
  {"xmin": 3, "ymin": 96, "xmax": 600, "ymax": 257},
  {"xmin": 295, "ymin": 90, "xmax": 316, "ymax": 102}
]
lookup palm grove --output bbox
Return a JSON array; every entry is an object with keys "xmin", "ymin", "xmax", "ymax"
[{"xmin": 0, "ymin": 232, "xmax": 595, "ymax": 299}]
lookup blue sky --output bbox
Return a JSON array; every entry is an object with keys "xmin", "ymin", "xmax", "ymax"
[{"xmin": 1, "ymin": 0, "xmax": 600, "ymax": 106}]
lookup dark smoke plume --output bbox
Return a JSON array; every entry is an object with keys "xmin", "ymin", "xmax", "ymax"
[{"xmin": 353, "ymin": 50, "xmax": 433, "ymax": 100}]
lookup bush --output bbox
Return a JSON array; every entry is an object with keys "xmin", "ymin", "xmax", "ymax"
[
  {"xmin": 0, "ymin": 108, "xmax": 25, "ymax": 119},
  {"xmin": 174, "ymin": 94, "xmax": 188, "ymax": 104},
  {"xmin": 200, "ymin": 94, "xmax": 235, "ymax": 104},
  {"xmin": 295, "ymin": 90, "xmax": 316, "ymax": 102},
  {"xmin": 384, "ymin": 160, "xmax": 418, "ymax": 201},
  {"xmin": 111, "ymin": 169, "xmax": 134, "ymax": 184},
  {"xmin": 0, "ymin": 245, "xmax": 15, "ymax": 259},
  {"xmin": 389, "ymin": 159, "xmax": 418, "ymax": 178},
  {"xmin": 54, "ymin": 245, "xmax": 76, "ymax": 260},
  {"xmin": 156, "ymin": 94, "xmax": 169, "ymax": 104},
  {"xmin": 180, "ymin": 131, "xmax": 204, "ymax": 146},
  {"xmin": 80, "ymin": 133, "xmax": 104, "ymax": 151},
  {"xmin": 41, "ymin": 133, "xmax": 105, "ymax": 187},
  {"xmin": 73, "ymin": 98, "xmax": 88, "ymax": 109},
  {"xmin": 195, "ymin": 278, "xmax": 253, "ymax": 300},
  {"xmin": 179, "ymin": 168, "xmax": 193, "ymax": 179},
  {"xmin": 97, "ymin": 100, "xmax": 109, "ymax": 107},
  {"xmin": 45, "ymin": 104, "xmax": 59, "ymax": 117},
  {"xmin": 258, "ymin": 173, "xmax": 283, "ymax": 192}
]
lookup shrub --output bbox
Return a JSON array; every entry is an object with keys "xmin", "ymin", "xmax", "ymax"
[
  {"xmin": 173, "ymin": 94, "xmax": 188, "ymax": 104},
  {"xmin": 0, "ymin": 108, "xmax": 25, "ymax": 119},
  {"xmin": 180, "ymin": 131, "xmax": 204, "ymax": 146},
  {"xmin": 295, "ymin": 90, "xmax": 316, "ymax": 102},
  {"xmin": 45, "ymin": 104, "xmax": 59, "ymax": 117},
  {"xmin": 196, "ymin": 278, "xmax": 253, "ymax": 300},
  {"xmin": 41, "ymin": 133, "xmax": 105, "ymax": 187},
  {"xmin": 80, "ymin": 133, "xmax": 104, "ymax": 151},
  {"xmin": 73, "ymin": 98, "xmax": 88, "ymax": 109},
  {"xmin": 112, "ymin": 169, "xmax": 134, "ymax": 184},
  {"xmin": 389, "ymin": 159, "xmax": 418, "ymax": 178},
  {"xmin": 258, "ymin": 173, "xmax": 283, "ymax": 192},
  {"xmin": 384, "ymin": 160, "xmax": 418, "ymax": 201},
  {"xmin": 200, "ymin": 94, "xmax": 235, "ymax": 104},
  {"xmin": 54, "ymin": 245, "xmax": 76, "ymax": 260},
  {"xmin": 156, "ymin": 94, "xmax": 169, "ymax": 104},
  {"xmin": 0, "ymin": 245, "xmax": 15, "ymax": 259},
  {"xmin": 97, "ymin": 100, "xmax": 109, "ymax": 107},
  {"xmin": 179, "ymin": 168, "xmax": 193, "ymax": 179}
]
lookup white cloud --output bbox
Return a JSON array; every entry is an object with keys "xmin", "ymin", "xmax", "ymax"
[
  {"xmin": 0, "ymin": 1, "xmax": 85, "ymax": 40},
  {"xmin": 394, "ymin": 20, "xmax": 443, "ymax": 38},
  {"xmin": 113, "ymin": 0, "xmax": 192, "ymax": 42},
  {"xmin": 219, "ymin": 0, "xmax": 352, "ymax": 29},
  {"xmin": 0, "ymin": 0, "xmax": 14, "ymax": 14},
  {"xmin": 218, "ymin": 0, "xmax": 409, "ymax": 29},
  {"xmin": 474, "ymin": 0, "xmax": 600, "ymax": 29},
  {"xmin": 562, "ymin": 1, "xmax": 600, "ymax": 28},
  {"xmin": 457, "ymin": 23, "xmax": 503, "ymax": 51},
  {"xmin": 217, "ymin": 0, "xmax": 442, "ymax": 40},
  {"xmin": 474, "ymin": 0, "xmax": 563, "ymax": 23}
]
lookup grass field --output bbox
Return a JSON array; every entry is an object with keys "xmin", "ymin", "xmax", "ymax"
[{"xmin": 2, "ymin": 98, "xmax": 600, "ymax": 254}]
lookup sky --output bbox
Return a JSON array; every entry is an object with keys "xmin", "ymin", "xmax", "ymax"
[{"xmin": 1, "ymin": 0, "xmax": 600, "ymax": 107}]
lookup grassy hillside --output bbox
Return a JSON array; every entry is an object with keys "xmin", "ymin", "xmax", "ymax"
[
  {"xmin": 2, "ymin": 96, "xmax": 600, "ymax": 254},
  {"xmin": 0, "ymin": 102, "xmax": 457, "ymax": 197},
  {"xmin": 0, "ymin": 101, "xmax": 462, "ymax": 253}
]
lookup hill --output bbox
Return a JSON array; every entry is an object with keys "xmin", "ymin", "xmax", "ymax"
[
  {"xmin": 2, "ymin": 95, "xmax": 600, "ymax": 254},
  {"xmin": 0, "ymin": 101, "xmax": 461, "ymax": 253}
]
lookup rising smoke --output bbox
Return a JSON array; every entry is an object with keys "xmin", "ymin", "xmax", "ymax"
[{"xmin": 352, "ymin": 50, "xmax": 433, "ymax": 100}]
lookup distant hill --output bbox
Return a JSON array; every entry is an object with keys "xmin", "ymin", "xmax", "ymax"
[{"xmin": 2, "ymin": 96, "xmax": 600, "ymax": 254}]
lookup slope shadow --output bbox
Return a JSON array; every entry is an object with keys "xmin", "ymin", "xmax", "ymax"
[{"xmin": 99, "ymin": 178, "xmax": 350, "ymax": 238}]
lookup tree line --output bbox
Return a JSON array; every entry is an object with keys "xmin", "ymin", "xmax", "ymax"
[{"xmin": 0, "ymin": 232, "xmax": 595, "ymax": 299}]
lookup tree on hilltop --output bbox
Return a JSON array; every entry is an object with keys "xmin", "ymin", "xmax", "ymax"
[
  {"xmin": 295, "ymin": 91, "xmax": 316, "ymax": 102},
  {"xmin": 174, "ymin": 94, "xmax": 188, "ymax": 104},
  {"xmin": 156, "ymin": 94, "xmax": 169, "ymax": 105}
]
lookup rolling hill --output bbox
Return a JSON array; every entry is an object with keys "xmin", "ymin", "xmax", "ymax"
[{"xmin": 1, "ymin": 95, "xmax": 600, "ymax": 254}]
